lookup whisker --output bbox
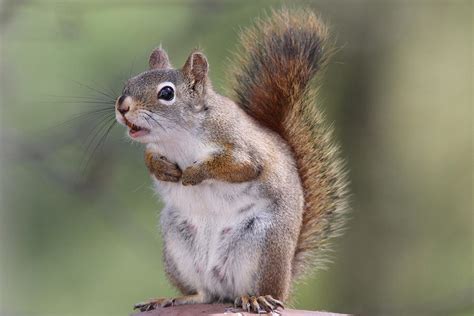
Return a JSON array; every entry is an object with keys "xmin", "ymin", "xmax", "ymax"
[
  {"xmin": 81, "ymin": 117, "xmax": 116, "ymax": 173},
  {"xmin": 80, "ymin": 114, "xmax": 116, "ymax": 172},
  {"xmin": 43, "ymin": 93, "xmax": 114, "ymax": 102},
  {"xmin": 90, "ymin": 79, "xmax": 120, "ymax": 101},
  {"xmin": 81, "ymin": 114, "xmax": 112, "ymax": 153},
  {"xmin": 71, "ymin": 79, "xmax": 117, "ymax": 102},
  {"xmin": 81, "ymin": 113, "xmax": 116, "ymax": 151},
  {"xmin": 40, "ymin": 108, "xmax": 115, "ymax": 134},
  {"xmin": 41, "ymin": 100, "xmax": 114, "ymax": 106},
  {"xmin": 41, "ymin": 78, "xmax": 121, "ymax": 175},
  {"xmin": 142, "ymin": 115, "xmax": 153, "ymax": 130},
  {"xmin": 64, "ymin": 108, "xmax": 115, "ymax": 124},
  {"xmin": 140, "ymin": 110, "xmax": 165, "ymax": 131},
  {"xmin": 144, "ymin": 112, "xmax": 164, "ymax": 130}
]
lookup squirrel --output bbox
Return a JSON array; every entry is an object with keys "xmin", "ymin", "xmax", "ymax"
[{"xmin": 115, "ymin": 8, "xmax": 349, "ymax": 314}]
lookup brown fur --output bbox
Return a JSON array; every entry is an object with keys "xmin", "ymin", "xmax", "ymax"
[
  {"xmin": 145, "ymin": 150, "xmax": 182, "ymax": 182},
  {"xmin": 181, "ymin": 143, "xmax": 262, "ymax": 185},
  {"xmin": 230, "ymin": 9, "xmax": 349, "ymax": 280}
]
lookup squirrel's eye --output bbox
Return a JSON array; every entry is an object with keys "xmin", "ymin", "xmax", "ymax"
[
  {"xmin": 158, "ymin": 86, "xmax": 174, "ymax": 101},
  {"xmin": 156, "ymin": 82, "xmax": 176, "ymax": 105}
]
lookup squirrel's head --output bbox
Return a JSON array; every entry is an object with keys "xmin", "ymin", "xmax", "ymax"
[{"xmin": 115, "ymin": 47, "xmax": 210, "ymax": 143}]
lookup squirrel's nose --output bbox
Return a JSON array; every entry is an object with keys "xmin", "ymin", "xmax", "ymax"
[{"xmin": 117, "ymin": 95, "xmax": 130, "ymax": 115}]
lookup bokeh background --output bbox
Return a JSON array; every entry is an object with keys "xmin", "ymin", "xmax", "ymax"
[{"xmin": 0, "ymin": 0, "xmax": 472, "ymax": 315}]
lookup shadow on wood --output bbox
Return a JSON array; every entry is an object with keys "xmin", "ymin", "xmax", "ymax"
[{"xmin": 131, "ymin": 304, "xmax": 351, "ymax": 316}]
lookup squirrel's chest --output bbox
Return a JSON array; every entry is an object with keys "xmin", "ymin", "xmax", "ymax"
[
  {"xmin": 157, "ymin": 180, "xmax": 270, "ymax": 298},
  {"xmin": 154, "ymin": 178, "xmax": 262, "ymax": 217}
]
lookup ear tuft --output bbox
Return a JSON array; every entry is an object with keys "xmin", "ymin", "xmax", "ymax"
[
  {"xmin": 149, "ymin": 47, "xmax": 172, "ymax": 70},
  {"xmin": 182, "ymin": 51, "xmax": 209, "ymax": 91}
]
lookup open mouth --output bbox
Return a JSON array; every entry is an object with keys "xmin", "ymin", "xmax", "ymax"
[{"xmin": 123, "ymin": 118, "xmax": 150, "ymax": 138}]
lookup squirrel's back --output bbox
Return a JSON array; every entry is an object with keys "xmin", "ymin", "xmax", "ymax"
[{"xmin": 231, "ymin": 8, "xmax": 350, "ymax": 280}]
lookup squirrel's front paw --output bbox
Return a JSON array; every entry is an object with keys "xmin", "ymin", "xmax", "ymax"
[
  {"xmin": 181, "ymin": 164, "xmax": 206, "ymax": 186},
  {"xmin": 145, "ymin": 151, "xmax": 182, "ymax": 182}
]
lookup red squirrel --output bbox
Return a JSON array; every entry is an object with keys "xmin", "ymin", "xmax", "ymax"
[{"xmin": 115, "ymin": 9, "xmax": 349, "ymax": 313}]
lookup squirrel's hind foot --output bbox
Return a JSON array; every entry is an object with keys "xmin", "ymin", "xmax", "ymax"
[
  {"xmin": 234, "ymin": 295, "xmax": 284, "ymax": 314},
  {"xmin": 133, "ymin": 298, "xmax": 173, "ymax": 312},
  {"xmin": 133, "ymin": 293, "xmax": 205, "ymax": 312}
]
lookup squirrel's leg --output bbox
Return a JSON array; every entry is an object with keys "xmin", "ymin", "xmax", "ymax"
[
  {"xmin": 145, "ymin": 149, "xmax": 182, "ymax": 182},
  {"xmin": 234, "ymin": 227, "xmax": 293, "ymax": 313},
  {"xmin": 181, "ymin": 144, "xmax": 261, "ymax": 186},
  {"xmin": 133, "ymin": 292, "xmax": 207, "ymax": 312}
]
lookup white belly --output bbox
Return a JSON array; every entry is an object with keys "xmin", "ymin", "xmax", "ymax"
[{"xmin": 155, "ymin": 179, "xmax": 270, "ymax": 299}]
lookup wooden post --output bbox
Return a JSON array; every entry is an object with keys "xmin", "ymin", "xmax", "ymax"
[{"xmin": 131, "ymin": 304, "xmax": 351, "ymax": 315}]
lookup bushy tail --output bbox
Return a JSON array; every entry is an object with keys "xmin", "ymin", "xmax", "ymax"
[{"xmin": 231, "ymin": 9, "xmax": 349, "ymax": 280}]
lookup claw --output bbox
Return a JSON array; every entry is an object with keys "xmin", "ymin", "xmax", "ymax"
[
  {"xmin": 234, "ymin": 296, "xmax": 242, "ymax": 308},
  {"xmin": 265, "ymin": 295, "xmax": 285, "ymax": 309},
  {"xmin": 241, "ymin": 295, "xmax": 250, "ymax": 312},
  {"xmin": 133, "ymin": 298, "xmax": 174, "ymax": 311},
  {"xmin": 133, "ymin": 300, "xmax": 157, "ymax": 312},
  {"xmin": 234, "ymin": 294, "xmax": 284, "ymax": 314},
  {"xmin": 257, "ymin": 296, "xmax": 274, "ymax": 312},
  {"xmin": 249, "ymin": 296, "xmax": 260, "ymax": 313}
]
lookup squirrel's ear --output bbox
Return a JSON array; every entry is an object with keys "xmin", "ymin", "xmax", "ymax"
[
  {"xmin": 149, "ymin": 47, "xmax": 172, "ymax": 70},
  {"xmin": 182, "ymin": 51, "xmax": 209, "ymax": 94}
]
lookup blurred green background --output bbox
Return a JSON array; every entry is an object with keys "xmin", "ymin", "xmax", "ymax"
[{"xmin": 0, "ymin": 0, "xmax": 472, "ymax": 315}]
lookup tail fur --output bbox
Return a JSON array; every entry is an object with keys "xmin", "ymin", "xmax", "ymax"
[{"xmin": 231, "ymin": 9, "xmax": 350, "ymax": 280}]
